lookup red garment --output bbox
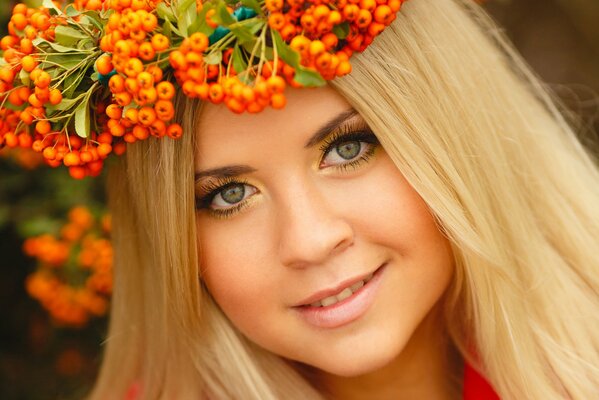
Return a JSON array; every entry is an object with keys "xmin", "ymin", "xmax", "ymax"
[
  {"xmin": 463, "ymin": 362, "xmax": 501, "ymax": 400},
  {"xmin": 125, "ymin": 362, "xmax": 501, "ymax": 399}
]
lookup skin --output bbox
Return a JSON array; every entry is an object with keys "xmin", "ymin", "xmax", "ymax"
[{"xmin": 195, "ymin": 85, "xmax": 459, "ymax": 399}]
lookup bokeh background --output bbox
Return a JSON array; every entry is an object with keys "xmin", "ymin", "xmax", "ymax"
[{"xmin": 0, "ymin": 0, "xmax": 598, "ymax": 399}]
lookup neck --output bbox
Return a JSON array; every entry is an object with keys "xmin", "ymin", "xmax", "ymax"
[{"xmin": 299, "ymin": 305, "xmax": 463, "ymax": 400}]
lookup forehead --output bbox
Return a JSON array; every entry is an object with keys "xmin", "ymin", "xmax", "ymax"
[{"xmin": 196, "ymin": 85, "xmax": 351, "ymax": 148}]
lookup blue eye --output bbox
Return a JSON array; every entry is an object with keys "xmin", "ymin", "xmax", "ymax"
[
  {"xmin": 211, "ymin": 183, "xmax": 257, "ymax": 209},
  {"xmin": 195, "ymin": 129, "xmax": 380, "ymax": 218},
  {"xmin": 320, "ymin": 130, "xmax": 379, "ymax": 170}
]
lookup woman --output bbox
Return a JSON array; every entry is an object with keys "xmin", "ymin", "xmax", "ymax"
[{"xmin": 90, "ymin": 0, "xmax": 599, "ymax": 398}]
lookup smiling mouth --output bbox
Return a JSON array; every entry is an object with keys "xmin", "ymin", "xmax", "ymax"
[
  {"xmin": 304, "ymin": 272, "xmax": 376, "ymax": 307},
  {"xmin": 292, "ymin": 263, "xmax": 387, "ymax": 329}
]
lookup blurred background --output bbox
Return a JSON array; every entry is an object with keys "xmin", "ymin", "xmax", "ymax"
[{"xmin": 0, "ymin": 0, "xmax": 598, "ymax": 399}]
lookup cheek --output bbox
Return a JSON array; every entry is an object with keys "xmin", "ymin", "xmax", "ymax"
[{"xmin": 196, "ymin": 217, "xmax": 279, "ymax": 332}]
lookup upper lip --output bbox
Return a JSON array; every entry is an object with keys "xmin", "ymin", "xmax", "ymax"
[{"xmin": 292, "ymin": 265, "xmax": 382, "ymax": 307}]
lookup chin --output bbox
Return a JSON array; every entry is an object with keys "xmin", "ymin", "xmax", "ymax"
[{"xmin": 302, "ymin": 338, "xmax": 404, "ymax": 377}]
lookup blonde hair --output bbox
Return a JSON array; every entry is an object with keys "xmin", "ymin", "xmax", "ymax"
[{"xmin": 89, "ymin": 0, "xmax": 599, "ymax": 398}]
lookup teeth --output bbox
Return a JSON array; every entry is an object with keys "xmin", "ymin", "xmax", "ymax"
[
  {"xmin": 321, "ymin": 295, "xmax": 338, "ymax": 307},
  {"xmin": 337, "ymin": 287, "xmax": 353, "ymax": 301},
  {"xmin": 309, "ymin": 275, "xmax": 373, "ymax": 308},
  {"xmin": 349, "ymin": 280, "xmax": 364, "ymax": 292}
]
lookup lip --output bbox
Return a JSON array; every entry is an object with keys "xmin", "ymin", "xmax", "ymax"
[
  {"xmin": 293, "ymin": 266, "xmax": 382, "ymax": 307},
  {"xmin": 292, "ymin": 263, "xmax": 387, "ymax": 329}
]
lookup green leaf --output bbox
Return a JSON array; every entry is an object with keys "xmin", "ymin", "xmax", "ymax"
[
  {"xmin": 74, "ymin": 100, "xmax": 90, "ymax": 138},
  {"xmin": 64, "ymin": 4, "xmax": 81, "ymax": 17},
  {"xmin": 271, "ymin": 30, "xmax": 300, "ymax": 68},
  {"xmin": 232, "ymin": 44, "xmax": 248, "ymax": 74},
  {"xmin": 55, "ymin": 26, "xmax": 89, "ymax": 47},
  {"xmin": 230, "ymin": 25, "xmax": 256, "ymax": 44},
  {"xmin": 203, "ymin": 51, "xmax": 222, "ymax": 65},
  {"xmin": 242, "ymin": 40, "xmax": 273, "ymax": 60},
  {"xmin": 293, "ymin": 67, "xmax": 326, "ymax": 87},
  {"xmin": 19, "ymin": 69, "xmax": 30, "ymax": 86},
  {"xmin": 33, "ymin": 37, "xmax": 79, "ymax": 53},
  {"xmin": 177, "ymin": 0, "xmax": 197, "ymax": 36},
  {"xmin": 42, "ymin": 0, "xmax": 64, "ymax": 15},
  {"xmin": 63, "ymin": 72, "xmax": 87, "ymax": 98},
  {"xmin": 195, "ymin": 3, "xmax": 216, "ymax": 36},
  {"xmin": 240, "ymin": 0, "xmax": 262, "ymax": 15},
  {"xmin": 81, "ymin": 13, "xmax": 104, "ymax": 31},
  {"xmin": 214, "ymin": 1, "xmax": 236, "ymax": 25},
  {"xmin": 332, "ymin": 22, "xmax": 350, "ymax": 40},
  {"xmin": 46, "ymin": 94, "xmax": 84, "ymax": 112},
  {"xmin": 44, "ymin": 53, "xmax": 88, "ymax": 70},
  {"xmin": 157, "ymin": 2, "xmax": 176, "ymax": 21}
]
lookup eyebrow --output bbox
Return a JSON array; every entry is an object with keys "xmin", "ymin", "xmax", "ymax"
[{"xmin": 195, "ymin": 108, "xmax": 359, "ymax": 181}]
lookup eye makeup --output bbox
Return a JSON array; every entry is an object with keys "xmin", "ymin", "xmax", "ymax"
[{"xmin": 195, "ymin": 117, "xmax": 380, "ymax": 218}]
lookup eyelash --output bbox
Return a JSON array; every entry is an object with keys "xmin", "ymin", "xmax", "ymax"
[{"xmin": 196, "ymin": 127, "xmax": 380, "ymax": 218}]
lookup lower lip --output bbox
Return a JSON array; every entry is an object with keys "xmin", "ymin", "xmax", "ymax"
[{"xmin": 293, "ymin": 263, "xmax": 387, "ymax": 329}]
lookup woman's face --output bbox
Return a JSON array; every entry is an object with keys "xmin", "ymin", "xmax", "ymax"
[{"xmin": 195, "ymin": 85, "xmax": 454, "ymax": 376}]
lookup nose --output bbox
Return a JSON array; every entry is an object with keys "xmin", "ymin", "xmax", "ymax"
[{"xmin": 277, "ymin": 177, "xmax": 354, "ymax": 268}]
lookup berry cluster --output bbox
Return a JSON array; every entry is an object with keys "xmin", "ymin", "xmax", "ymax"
[
  {"xmin": 99, "ymin": 0, "xmax": 184, "ymax": 142},
  {"xmin": 0, "ymin": 0, "xmax": 404, "ymax": 178},
  {"xmin": 268, "ymin": 0, "xmax": 401, "ymax": 78},
  {"xmin": 0, "ymin": 2, "xmax": 128, "ymax": 178},
  {"xmin": 24, "ymin": 206, "xmax": 112, "ymax": 328}
]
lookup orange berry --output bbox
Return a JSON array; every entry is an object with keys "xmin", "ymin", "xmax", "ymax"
[
  {"xmin": 336, "ymin": 60, "xmax": 352, "ymax": 76},
  {"xmin": 96, "ymin": 55, "xmax": 113, "ymax": 75},
  {"xmin": 105, "ymin": 104, "xmax": 123, "ymax": 120},
  {"xmin": 373, "ymin": 5, "xmax": 393, "ymax": 24},
  {"xmin": 147, "ymin": 65, "xmax": 163, "ymax": 83},
  {"xmin": 138, "ymin": 42, "xmax": 155, "ymax": 61},
  {"xmin": 125, "ymin": 77, "xmax": 140, "ymax": 94},
  {"xmin": 123, "ymin": 107, "xmax": 138, "ymax": 124},
  {"xmin": 268, "ymin": 12, "xmax": 285, "ymax": 30},
  {"xmin": 97, "ymin": 143, "xmax": 112, "ymax": 157},
  {"xmin": 151, "ymin": 34, "xmax": 169, "ymax": 51},
  {"xmin": 356, "ymin": 9, "xmax": 373, "ymax": 28},
  {"xmin": 138, "ymin": 87, "xmax": 157, "ymax": 104},
  {"xmin": 131, "ymin": 125, "xmax": 148, "ymax": 140},
  {"xmin": 11, "ymin": 14, "xmax": 28, "ymax": 31},
  {"xmin": 137, "ymin": 107, "xmax": 156, "ymax": 126},
  {"xmin": 34, "ymin": 71, "xmax": 51, "ymax": 89},
  {"xmin": 43, "ymin": 147, "xmax": 57, "ymax": 160},
  {"xmin": 166, "ymin": 123, "xmax": 183, "ymax": 139},
  {"xmin": 169, "ymin": 50, "xmax": 187, "ymax": 70},
  {"xmin": 49, "ymin": 89, "xmax": 62, "ymax": 105},
  {"xmin": 21, "ymin": 55, "xmax": 37, "ymax": 73},
  {"xmin": 156, "ymin": 81, "xmax": 175, "ymax": 100},
  {"xmin": 388, "ymin": 0, "xmax": 401, "ymax": 13},
  {"xmin": 270, "ymin": 93, "xmax": 286, "ymax": 109},
  {"xmin": 17, "ymin": 132, "xmax": 32, "ymax": 148},
  {"xmin": 141, "ymin": 13, "xmax": 158, "ymax": 32},
  {"xmin": 0, "ymin": 68, "xmax": 15, "ymax": 83},
  {"xmin": 208, "ymin": 83, "xmax": 224, "ymax": 103},
  {"xmin": 63, "ymin": 151, "xmax": 81, "ymax": 167},
  {"xmin": 189, "ymin": 32, "xmax": 208, "ymax": 53},
  {"xmin": 309, "ymin": 40, "xmax": 326, "ymax": 57},
  {"xmin": 35, "ymin": 120, "xmax": 51, "ymax": 135},
  {"xmin": 69, "ymin": 166, "xmax": 86, "ymax": 179},
  {"xmin": 137, "ymin": 71, "xmax": 154, "ymax": 89},
  {"xmin": 28, "ymin": 93, "xmax": 43, "ymax": 108},
  {"xmin": 343, "ymin": 4, "xmax": 360, "ymax": 21},
  {"xmin": 109, "ymin": 74, "xmax": 125, "ymax": 93},
  {"xmin": 124, "ymin": 58, "xmax": 143, "ymax": 78},
  {"xmin": 154, "ymin": 100, "xmax": 174, "ymax": 121},
  {"xmin": 20, "ymin": 38, "xmax": 33, "ymax": 54},
  {"xmin": 266, "ymin": 75, "xmax": 286, "ymax": 94}
]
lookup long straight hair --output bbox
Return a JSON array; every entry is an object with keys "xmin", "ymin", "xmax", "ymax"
[{"xmin": 89, "ymin": 0, "xmax": 599, "ymax": 398}]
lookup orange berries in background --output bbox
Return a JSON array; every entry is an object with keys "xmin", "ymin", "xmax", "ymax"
[{"xmin": 23, "ymin": 206, "xmax": 113, "ymax": 328}]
